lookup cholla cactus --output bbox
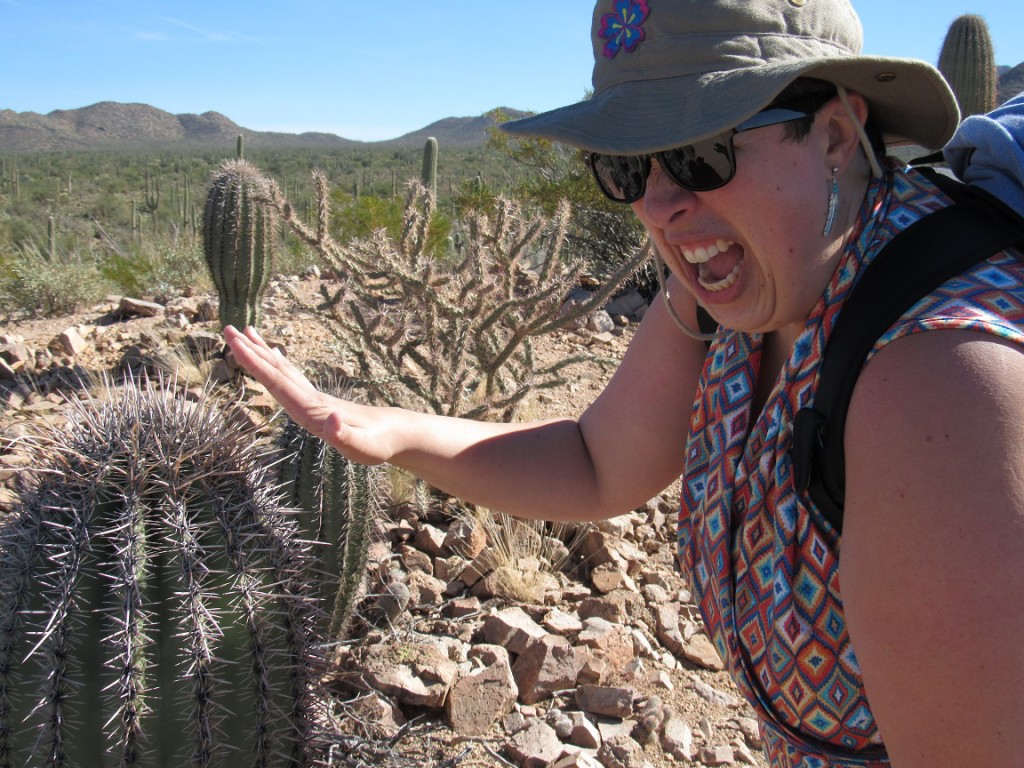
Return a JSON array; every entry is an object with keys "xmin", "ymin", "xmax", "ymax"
[
  {"xmin": 203, "ymin": 158, "xmax": 278, "ymax": 330},
  {"xmin": 0, "ymin": 376, "xmax": 324, "ymax": 767},
  {"xmin": 264, "ymin": 174, "xmax": 644, "ymax": 420},
  {"xmin": 938, "ymin": 14, "xmax": 998, "ymax": 118}
]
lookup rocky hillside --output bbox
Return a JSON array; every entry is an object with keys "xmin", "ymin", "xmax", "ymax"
[
  {"xmin": 0, "ymin": 102, "xmax": 529, "ymax": 153},
  {"xmin": 998, "ymin": 63, "xmax": 1024, "ymax": 104}
]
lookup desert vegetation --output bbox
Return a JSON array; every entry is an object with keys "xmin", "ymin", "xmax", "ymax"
[{"xmin": 0, "ymin": 119, "xmax": 659, "ymax": 765}]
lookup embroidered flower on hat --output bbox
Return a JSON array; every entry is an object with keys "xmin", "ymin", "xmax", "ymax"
[{"xmin": 598, "ymin": 0, "xmax": 650, "ymax": 59}]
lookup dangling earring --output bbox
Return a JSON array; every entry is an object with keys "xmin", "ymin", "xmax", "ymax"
[{"xmin": 823, "ymin": 167, "xmax": 839, "ymax": 238}]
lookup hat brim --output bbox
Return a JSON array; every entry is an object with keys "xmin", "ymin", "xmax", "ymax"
[{"xmin": 502, "ymin": 56, "xmax": 958, "ymax": 154}]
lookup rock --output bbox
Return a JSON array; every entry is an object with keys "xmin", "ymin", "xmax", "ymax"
[
  {"xmin": 0, "ymin": 357, "xmax": 16, "ymax": 380},
  {"xmin": 543, "ymin": 607, "xmax": 583, "ymax": 635},
  {"xmin": 575, "ymin": 684, "xmax": 633, "ymax": 718},
  {"xmin": 734, "ymin": 716, "xmax": 764, "ymax": 749},
  {"xmin": 551, "ymin": 752, "xmax": 603, "ymax": 768},
  {"xmin": 511, "ymin": 634, "xmax": 578, "ymax": 705},
  {"xmin": 604, "ymin": 289, "xmax": 648, "ymax": 321},
  {"xmin": 399, "ymin": 544, "xmax": 433, "ymax": 574},
  {"xmin": 118, "ymin": 296, "xmax": 164, "ymax": 317},
  {"xmin": 405, "ymin": 570, "xmax": 445, "ymax": 606},
  {"xmin": 576, "ymin": 617, "xmax": 635, "ymax": 674},
  {"xmin": 504, "ymin": 720, "xmax": 563, "ymax": 768},
  {"xmin": 700, "ymin": 745, "xmax": 737, "ymax": 765},
  {"xmin": 444, "ymin": 596, "xmax": 481, "ymax": 618},
  {"xmin": 346, "ymin": 692, "xmax": 406, "ymax": 739},
  {"xmin": 483, "ymin": 606, "xmax": 547, "ymax": 654},
  {"xmin": 681, "ymin": 632, "xmax": 725, "ymax": 671},
  {"xmin": 587, "ymin": 310, "xmax": 615, "ymax": 334},
  {"xmin": 56, "ymin": 327, "xmax": 87, "ymax": 356},
  {"xmin": 573, "ymin": 648, "xmax": 609, "ymax": 687},
  {"xmin": 596, "ymin": 733, "xmax": 648, "ymax": 768},
  {"xmin": 346, "ymin": 640, "xmax": 457, "ymax": 709},
  {"xmin": 567, "ymin": 710, "xmax": 602, "ymax": 749},
  {"xmin": 691, "ymin": 676, "xmax": 740, "ymax": 708},
  {"xmin": 446, "ymin": 645, "xmax": 518, "ymax": 736},
  {"xmin": 590, "ymin": 562, "xmax": 638, "ymax": 594},
  {"xmin": 412, "ymin": 523, "xmax": 447, "ymax": 558},
  {"xmin": 732, "ymin": 738, "xmax": 761, "ymax": 765},
  {"xmin": 661, "ymin": 716, "xmax": 696, "ymax": 761},
  {"xmin": 443, "ymin": 516, "xmax": 487, "ymax": 558}
]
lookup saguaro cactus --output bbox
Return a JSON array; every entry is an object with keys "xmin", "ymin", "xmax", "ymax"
[
  {"xmin": 938, "ymin": 14, "xmax": 998, "ymax": 119},
  {"xmin": 421, "ymin": 136, "xmax": 438, "ymax": 209},
  {"xmin": 277, "ymin": 386, "xmax": 389, "ymax": 639},
  {"xmin": 203, "ymin": 159, "xmax": 278, "ymax": 330},
  {"xmin": 0, "ymin": 376, "xmax": 324, "ymax": 767}
]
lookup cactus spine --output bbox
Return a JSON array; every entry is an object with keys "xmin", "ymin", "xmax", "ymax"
[
  {"xmin": 938, "ymin": 14, "xmax": 998, "ymax": 119},
  {"xmin": 0, "ymin": 376, "xmax": 324, "ymax": 767},
  {"xmin": 202, "ymin": 159, "xmax": 277, "ymax": 330},
  {"xmin": 421, "ymin": 136, "xmax": 438, "ymax": 209}
]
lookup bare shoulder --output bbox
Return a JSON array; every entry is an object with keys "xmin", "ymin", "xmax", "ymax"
[{"xmin": 840, "ymin": 329, "xmax": 1024, "ymax": 767}]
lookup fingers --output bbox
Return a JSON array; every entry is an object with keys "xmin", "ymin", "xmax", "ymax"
[{"xmin": 224, "ymin": 325, "xmax": 319, "ymax": 414}]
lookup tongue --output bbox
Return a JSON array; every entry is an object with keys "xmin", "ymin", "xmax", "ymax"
[{"xmin": 704, "ymin": 243, "xmax": 742, "ymax": 281}]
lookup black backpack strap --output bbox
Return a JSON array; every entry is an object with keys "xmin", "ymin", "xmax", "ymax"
[{"xmin": 792, "ymin": 180, "xmax": 1024, "ymax": 533}]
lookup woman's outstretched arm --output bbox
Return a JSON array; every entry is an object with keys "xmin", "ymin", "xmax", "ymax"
[{"xmin": 224, "ymin": 280, "xmax": 707, "ymax": 522}]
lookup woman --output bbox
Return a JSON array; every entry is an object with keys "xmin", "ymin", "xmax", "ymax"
[{"xmin": 224, "ymin": 0, "xmax": 1024, "ymax": 765}]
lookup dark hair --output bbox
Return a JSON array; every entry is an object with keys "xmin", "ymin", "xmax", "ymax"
[{"xmin": 772, "ymin": 77, "xmax": 885, "ymax": 157}]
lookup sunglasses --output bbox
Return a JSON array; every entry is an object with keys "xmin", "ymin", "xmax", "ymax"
[{"xmin": 585, "ymin": 106, "xmax": 816, "ymax": 203}]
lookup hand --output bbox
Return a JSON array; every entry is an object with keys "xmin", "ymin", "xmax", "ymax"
[{"xmin": 223, "ymin": 325, "xmax": 397, "ymax": 465}]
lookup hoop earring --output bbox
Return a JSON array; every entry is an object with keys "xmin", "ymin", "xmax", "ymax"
[
  {"xmin": 823, "ymin": 167, "xmax": 839, "ymax": 238},
  {"xmin": 650, "ymin": 241, "xmax": 721, "ymax": 342}
]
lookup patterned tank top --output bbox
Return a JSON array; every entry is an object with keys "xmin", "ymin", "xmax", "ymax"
[{"xmin": 677, "ymin": 167, "xmax": 1024, "ymax": 767}]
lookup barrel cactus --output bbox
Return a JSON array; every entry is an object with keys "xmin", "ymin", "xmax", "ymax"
[
  {"xmin": 938, "ymin": 14, "xmax": 998, "ymax": 119},
  {"xmin": 203, "ymin": 159, "xmax": 277, "ymax": 330},
  {"xmin": 0, "ymin": 376, "xmax": 324, "ymax": 767},
  {"xmin": 277, "ymin": 379, "xmax": 389, "ymax": 640}
]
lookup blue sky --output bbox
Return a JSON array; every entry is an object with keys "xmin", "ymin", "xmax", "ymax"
[{"xmin": 2, "ymin": 0, "xmax": 1021, "ymax": 142}]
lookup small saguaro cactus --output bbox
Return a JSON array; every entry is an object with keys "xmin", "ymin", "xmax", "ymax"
[
  {"xmin": 277, "ymin": 378, "xmax": 389, "ymax": 640},
  {"xmin": 938, "ymin": 14, "xmax": 998, "ymax": 119},
  {"xmin": 0, "ymin": 376, "xmax": 325, "ymax": 767},
  {"xmin": 421, "ymin": 136, "xmax": 438, "ymax": 209},
  {"xmin": 202, "ymin": 159, "xmax": 278, "ymax": 330}
]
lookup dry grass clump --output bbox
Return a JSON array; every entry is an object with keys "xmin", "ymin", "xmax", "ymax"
[{"xmin": 472, "ymin": 507, "xmax": 586, "ymax": 603}]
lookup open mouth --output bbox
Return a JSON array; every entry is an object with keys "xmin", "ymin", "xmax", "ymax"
[{"xmin": 681, "ymin": 239, "xmax": 743, "ymax": 292}]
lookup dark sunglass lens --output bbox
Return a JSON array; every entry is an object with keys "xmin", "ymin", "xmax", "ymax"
[
  {"xmin": 592, "ymin": 154, "xmax": 646, "ymax": 202},
  {"xmin": 659, "ymin": 135, "xmax": 735, "ymax": 191}
]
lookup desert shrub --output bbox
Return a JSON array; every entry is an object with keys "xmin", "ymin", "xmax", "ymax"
[
  {"xmin": 0, "ymin": 243, "xmax": 109, "ymax": 318},
  {"xmin": 98, "ymin": 237, "xmax": 208, "ymax": 300}
]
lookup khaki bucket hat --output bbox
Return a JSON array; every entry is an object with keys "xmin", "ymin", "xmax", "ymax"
[{"xmin": 502, "ymin": 0, "xmax": 960, "ymax": 154}]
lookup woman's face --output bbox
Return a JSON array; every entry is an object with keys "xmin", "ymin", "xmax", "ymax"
[{"xmin": 631, "ymin": 114, "xmax": 843, "ymax": 339}]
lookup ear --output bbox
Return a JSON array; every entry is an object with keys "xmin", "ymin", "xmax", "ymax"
[{"xmin": 820, "ymin": 90, "xmax": 871, "ymax": 170}]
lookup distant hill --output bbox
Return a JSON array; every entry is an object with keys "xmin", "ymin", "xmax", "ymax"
[
  {"xmin": 0, "ymin": 101, "xmax": 531, "ymax": 154},
  {"xmin": 999, "ymin": 64, "xmax": 1024, "ymax": 105}
]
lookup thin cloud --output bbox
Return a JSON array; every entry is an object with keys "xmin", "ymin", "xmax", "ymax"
[{"xmin": 135, "ymin": 17, "xmax": 264, "ymax": 44}]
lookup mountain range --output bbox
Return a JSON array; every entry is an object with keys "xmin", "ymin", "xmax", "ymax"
[
  {"xmin": 2, "ymin": 63, "xmax": 1021, "ymax": 155},
  {"xmin": 0, "ymin": 102, "xmax": 529, "ymax": 154}
]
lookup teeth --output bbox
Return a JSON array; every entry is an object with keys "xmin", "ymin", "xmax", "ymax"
[
  {"xmin": 682, "ymin": 239, "xmax": 735, "ymax": 264},
  {"xmin": 698, "ymin": 261, "xmax": 741, "ymax": 292}
]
